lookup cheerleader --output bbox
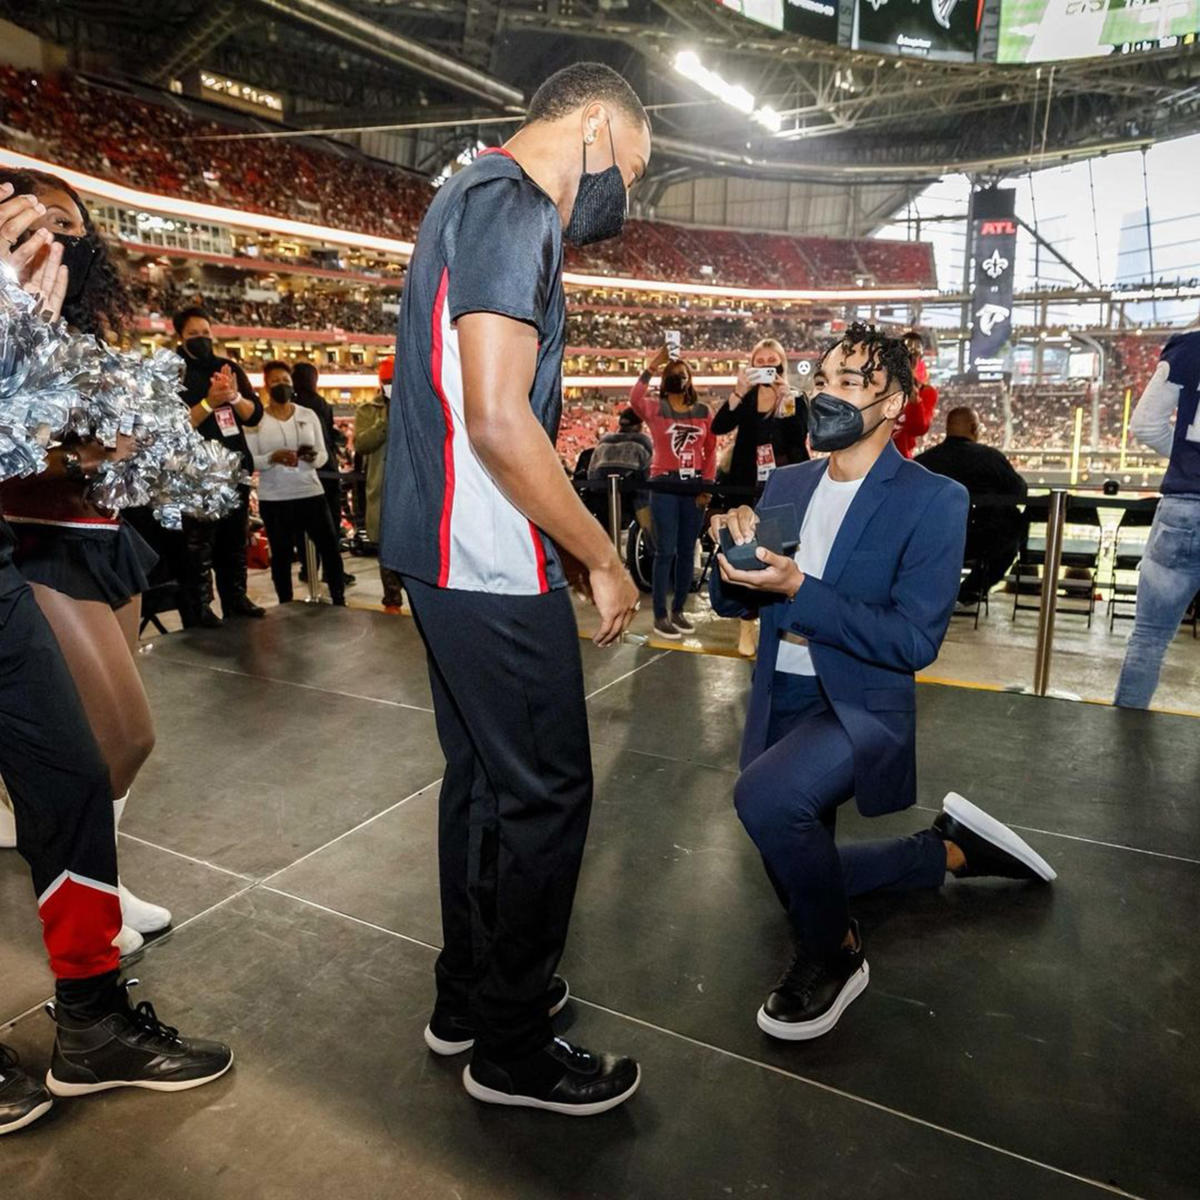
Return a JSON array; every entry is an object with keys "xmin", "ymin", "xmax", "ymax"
[
  {"xmin": 0, "ymin": 168, "xmax": 175, "ymax": 956},
  {"xmin": 0, "ymin": 179, "xmax": 232, "ymax": 1137}
]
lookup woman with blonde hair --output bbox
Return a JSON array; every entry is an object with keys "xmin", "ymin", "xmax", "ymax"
[{"xmin": 713, "ymin": 336, "xmax": 809, "ymax": 656}]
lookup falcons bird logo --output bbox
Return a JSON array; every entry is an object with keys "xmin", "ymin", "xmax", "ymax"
[{"xmin": 668, "ymin": 423, "xmax": 702, "ymax": 458}]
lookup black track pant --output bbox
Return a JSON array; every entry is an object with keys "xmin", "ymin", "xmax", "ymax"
[
  {"xmin": 260, "ymin": 495, "xmax": 345, "ymax": 604},
  {"xmin": 0, "ymin": 563, "xmax": 120, "ymax": 980},
  {"xmin": 405, "ymin": 578, "xmax": 592, "ymax": 1062}
]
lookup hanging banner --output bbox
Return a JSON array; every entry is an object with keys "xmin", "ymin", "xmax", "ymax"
[{"xmin": 968, "ymin": 188, "xmax": 1017, "ymax": 382}]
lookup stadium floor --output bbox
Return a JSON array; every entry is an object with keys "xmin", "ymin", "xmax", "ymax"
[
  {"xmin": 2, "ymin": 602, "xmax": 1197, "ymax": 1199},
  {"xmin": 315, "ymin": 554, "xmax": 1200, "ymax": 717}
]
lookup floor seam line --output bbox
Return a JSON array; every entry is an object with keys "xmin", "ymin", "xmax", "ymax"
[
  {"xmin": 571, "ymin": 998, "xmax": 1143, "ymax": 1196},
  {"xmin": 147, "ymin": 652, "xmax": 436, "ymax": 714},
  {"xmin": 232, "ymin": 890, "xmax": 1142, "ymax": 1199},
  {"xmin": 584, "ymin": 651, "xmax": 672, "ymax": 700},
  {"xmin": 257, "ymin": 777, "xmax": 443, "ymax": 886},
  {"xmin": 116, "ymin": 832, "xmax": 258, "ymax": 881}
]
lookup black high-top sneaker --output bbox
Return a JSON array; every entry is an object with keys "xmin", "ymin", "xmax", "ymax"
[
  {"xmin": 463, "ymin": 1037, "xmax": 640, "ymax": 1116},
  {"xmin": 756, "ymin": 921, "xmax": 870, "ymax": 1041},
  {"xmin": 425, "ymin": 975, "xmax": 570, "ymax": 1057},
  {"xmin": 45, "ymin": 978, "xmax": 233, "ymax": 1097},
  {"xmin": 0, "ymin": 1045, "xmax": 53, "ymax": 1135}
]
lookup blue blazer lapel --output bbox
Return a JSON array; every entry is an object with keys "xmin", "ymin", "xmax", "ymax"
[
  {"xmin": 780, "ymin": 459, "xmax": 827, "ymax": 531},
  {"xmin": 820, "ymin": 442, "xmax": 903, "ymax": 587}
]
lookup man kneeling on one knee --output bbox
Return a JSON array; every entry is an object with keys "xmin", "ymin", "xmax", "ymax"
[{"xmin": 710, "ymin": 323, "xmax": 1056, "ymax": 1043}]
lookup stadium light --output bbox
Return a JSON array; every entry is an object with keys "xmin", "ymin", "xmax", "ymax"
[
  {"xmin": 0, "ymin": 146, "xmax": 940, "ymax": 304},
  {"xmin": 673, "ymin": 51, "xmax": 781, "ymax": 134}
]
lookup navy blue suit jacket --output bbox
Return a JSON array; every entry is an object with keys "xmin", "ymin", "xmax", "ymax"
[{"xmin": 710, "ymin": 442, "xmax": 968, "ymax": 818}]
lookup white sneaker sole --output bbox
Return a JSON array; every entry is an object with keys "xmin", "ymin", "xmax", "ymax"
[
  {"xmin": 756, "ymin": 961, "xmax": 870, "ymax": 1042},
  {"xmin": 0, "ymin": 1099, "xmax": 53, "ymax": 1134},
  {"xmin": 943, "ymin": 792, "xmax": 1057, "ymax": 883},
  {"xmin": 424, "ymin": 982, "xmax": 571, "ymax": 1057},
  {"xmin": 462, "ymin": 1063, "xmax": 641, "ymax": 1116},
  {"xmin": 46, "ymin": 1053, "xmax": 233, "ymax": 1097}
]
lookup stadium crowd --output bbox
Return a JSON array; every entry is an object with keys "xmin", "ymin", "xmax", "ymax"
[{"xmin": 0, "ymin": 65, "xmax": 936, "ymax": 291}]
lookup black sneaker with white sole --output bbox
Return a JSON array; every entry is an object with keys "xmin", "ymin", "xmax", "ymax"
[
  {"xmin": 425, "ymin": 975, "xmax": 570, "ymax": 1056},
  {"xmin": 0, "ymin": 1046, "xmax": 53, "ymax": 1135},
  {"xmin": 45, "ymin": 979, "xmax": 233, "ymax": 1097},
  {"xmin": 652, "ymin": 617, "xmax": 681, "ymax": 641},
  {"xmin": 463, "ymin": 1037, "xmax": 640, "ymax": 1116},
  {"xmin": 757, "ymin": 921, "xmax": 869, "ymax": 1041},
  {"xmin": 935, "ymin": 792, "xmax": 1056, "ymax": 883},
  {"xmin": 670, "ymin": 610, "xmax": 696, "ymax": 634}
]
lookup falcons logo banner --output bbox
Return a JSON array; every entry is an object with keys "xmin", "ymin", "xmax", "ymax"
[{"xmin": 969, "ymin": 202, "xmax": 1018, "ymax": 382}]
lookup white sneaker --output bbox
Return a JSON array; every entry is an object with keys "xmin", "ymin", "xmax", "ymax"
[
  {"xmin": 118, "ymin": 883, "xmax": 172, "ymax": 935},
  {"xmin": 114, "ymin": 924, "xmax": 144, "ymax": 958},
  {"xmin": 0, "ymin": 801, "xmax": 15, "ymax": 849},
  {"xmin": 113, "ymin": 794, "xmax": 172, "ymax": 934}
]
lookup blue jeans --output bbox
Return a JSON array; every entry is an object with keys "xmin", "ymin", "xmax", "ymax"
[
  {"xmin": 734, "ymin": 673, "xmax": 946, "ymax": 958},
  {"xmin": 650, "ymin": 490, "xmax": 704, "ymax": 620},
  {"xmin": 1115, "ymin": 496, "xmax": 1200, "ymax": 709}
]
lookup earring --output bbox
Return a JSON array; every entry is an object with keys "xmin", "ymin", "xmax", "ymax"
[{"xmin": 585, "ymin": 133, "xmax": 596, "ymax": 144}]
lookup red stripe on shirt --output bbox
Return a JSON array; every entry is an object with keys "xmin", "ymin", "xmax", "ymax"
[
  {"xmin": 432, "ymin": 267, "xmax": 455, "ymax": 587},
  {"xmin": 478, "ymin": 147, "xmax": 514, "ymax": 159},
  {"xmin": 529, "ymin": 522, "xmax": 549, "ymax": 594}
]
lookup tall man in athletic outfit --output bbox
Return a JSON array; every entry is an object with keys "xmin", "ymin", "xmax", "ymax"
[
  {"xmin": 711, "ymin": 324, "xmax": 1057, "ymax": 1043},
  {"xmin": 381, "ymin": 64, "xmax": 650, "ymax": 1115}
]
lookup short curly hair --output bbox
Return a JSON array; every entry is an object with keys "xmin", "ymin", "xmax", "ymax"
[{"xmin": 820, "ymin": 321, "xmax": 915, "ymax": 398}]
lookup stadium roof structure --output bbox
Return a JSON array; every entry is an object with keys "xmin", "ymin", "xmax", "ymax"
[{"xmin": 4, "ymin": 0, "xmax": 1199, "ymax": 200}]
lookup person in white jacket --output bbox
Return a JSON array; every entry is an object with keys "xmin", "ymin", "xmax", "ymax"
[{"xmin": 245, "ymin": 361, "xmax": 346, "ymax": 605}]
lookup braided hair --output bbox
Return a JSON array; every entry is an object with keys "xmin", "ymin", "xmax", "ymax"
[{"xmin": 0, "ymin": 167, "xmax": 134, "ymax": 339}]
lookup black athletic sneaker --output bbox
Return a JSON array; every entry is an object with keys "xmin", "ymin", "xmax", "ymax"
[
  {"xmin": 0, "ymin": 1046, "xmax": 53, "ymax": 1135},
  {"xmin": 45, "ymin": 979, "xmax": 233, "ymax": 1097},
  {"xmin": 653, "ymin": 617, "xmax": 681, "ymax": 641},
  {"xmin": 463, "ymin": 1037, "xmax": 640, "ymax": 1116},
  {"xmin": 934, "ymin": 792, "xmax": 1056, "ymax": 883},
  {"xmin": 757, "ymin": 922, "xmax": 870, "ymax": 1041},
  {"xmin": 671, "ymin": 610, "xmax": 696, "ymax": 634},
  {"xmin": 424, "ymin": 975, "xmax": 570, "ymax": 1056}
]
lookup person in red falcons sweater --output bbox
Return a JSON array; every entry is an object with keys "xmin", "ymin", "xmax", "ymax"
[{"xmin": 892, "ymin": 331, "xmax": 938, "ymax": 459}]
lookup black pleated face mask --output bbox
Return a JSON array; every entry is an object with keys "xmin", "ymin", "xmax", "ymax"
[
  {"xmin": 564, "ymin": 122, "xmax": 628, "ymax": 247},
  {"xmin": 807, "ymin": 390, "xmax": 898, "ymax": 453},
  {"xmin": 55, "ymin": 234, "xmax": 97, "ymax": 302}
]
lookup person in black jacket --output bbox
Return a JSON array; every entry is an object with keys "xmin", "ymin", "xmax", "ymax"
[
  {"xmin": 712, "ymin": 337, "xmax": 808, "ymax": 655},
  {"xmin": 916, "ymin": 406, "xmax": 1028, "ymax": 604},
  {"xmin": 289, "ymin": 361, "xmax": 353, "ymax": 588},
  {"xmin": 173, "ymin": 306, "xmax": 266, "ymax": 627},
  {"xmin": 713, "ymin": 337, "xmax": 809, "ymax": 499}
]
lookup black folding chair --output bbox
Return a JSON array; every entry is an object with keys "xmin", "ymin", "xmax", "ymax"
[{"xmin": 1106, "ymin": 498, "xmax": 1158, "ymax": 631}]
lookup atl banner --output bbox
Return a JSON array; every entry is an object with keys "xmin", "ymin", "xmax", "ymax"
[{"xmin": 968, "ymin": 189, "xmax": 1018, "ymax": 382}]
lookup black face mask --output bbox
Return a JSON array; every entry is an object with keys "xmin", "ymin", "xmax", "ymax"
[
  {"xmin": 807, "ymin": 390, "xmax": 898, "ymax": 453},
  {"xmin": 662, "ymin": 373, "xmax": 688, "ymax": 396},
  {"xmin": 55, "ymin": 234, "xmax": 97, "ymax": 303},
  {"xmin": 269, "ymin": 383, "xmax": 294, "ymax": 405},
  {"xmin": 184, "ymin": 336, "xmax": 215, "ymax": 361},
  {"xmin": 564, "ymin": 122, "xmax": 628, "ymax": 247}
]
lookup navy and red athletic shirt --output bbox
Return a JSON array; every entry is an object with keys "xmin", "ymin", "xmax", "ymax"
[{"xmin": 379, "ymin": 149, "xmax": 568, "ymax": 595}]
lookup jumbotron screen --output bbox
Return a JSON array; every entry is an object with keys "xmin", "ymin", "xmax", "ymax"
[
  {"xmin": 852, "ymin": 0, "xmax": 982, "ymax": 60},
  {"xmin": 997, "ymin": 0, "xmax": 1200, "ymax": 62},
  {"xmin": 716, "ymin": 0, "xmax": 840, "ymax": 42}
]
